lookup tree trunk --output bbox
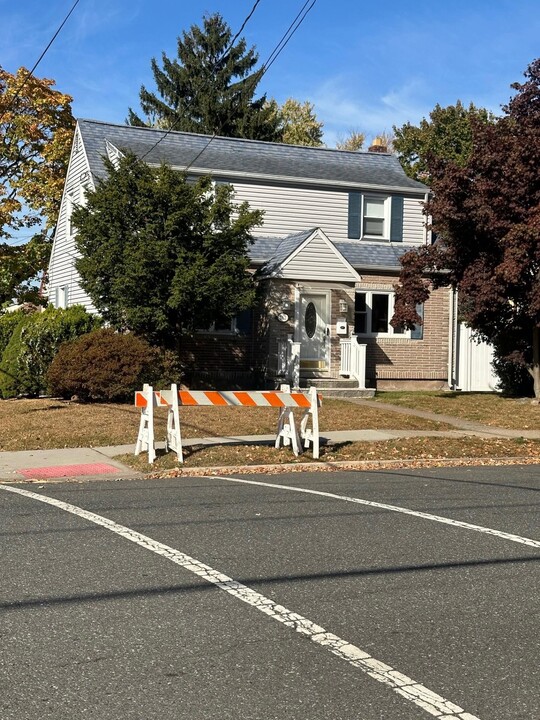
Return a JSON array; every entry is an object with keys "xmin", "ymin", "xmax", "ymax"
[{"xmin": 530, "ymin": 326, "xmax": 540, "ymax": 398}]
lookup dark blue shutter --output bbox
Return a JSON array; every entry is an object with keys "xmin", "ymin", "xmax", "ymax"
[
  {"xmin": 235, "ymin": 309, "xmax": 252, "ymax": 335},
  {"xmin": 348, "ymin": 192, "xmax": 362, "ymax": 239},
  {"xmin": 411, "ymin": 303, "xmax": 424, "ymax": 339},
  {"xmin": 390, "ymin": 195, "xmax": 404, "ymax": 242}
]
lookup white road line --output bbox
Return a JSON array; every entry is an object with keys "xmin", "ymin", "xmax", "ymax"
[
  {"xmin": 2, "ymin": 484, "xmax": 479, "ymax": 720},
  {"xmin": 208, "ymin": 475, "xmax": 540, "ymax": 549}
]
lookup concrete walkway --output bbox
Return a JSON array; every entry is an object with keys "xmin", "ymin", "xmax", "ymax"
[
  {"xmin": 344, "ymin": 397, "xmax": 540, "ymax": 439},
  {"xmin": 1, "ymin": 398, "xmax": 538, "ymax": 481}
]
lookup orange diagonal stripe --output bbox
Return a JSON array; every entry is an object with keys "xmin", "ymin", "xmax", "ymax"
[
  {"xmin": 262, "ymin": 392, "xmax": 286, "ymax": 407},
  {"xmin": 178, "ymin": 391, "xmax": 198, "ymax": 405},
  {"xmin": 291, "ymin": 393, "xmax": 311, "ymax": 407},
  {"xmin": 204, "ymin": 391, "xmax": 229, "ymax": 406},
  {"xmin": 233, "ymin": 391, "xmax": 258, "ymax": 407},
  {"xmin": 135, "ymin": 392, "xmax": 147, "ymax": 408}
]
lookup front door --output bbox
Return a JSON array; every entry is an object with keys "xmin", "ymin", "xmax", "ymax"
[{"xmin": 298, "ymin": 292, "xmax": 329, "ymax": 371}]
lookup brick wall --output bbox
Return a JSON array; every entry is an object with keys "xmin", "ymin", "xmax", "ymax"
[
  {"xmin": 344, "ymin": 273, "xmax": 449, "ymax": 388},
  {"xmin": 179, "ymin": 275, "xmax": 450, "ymax": 390}
]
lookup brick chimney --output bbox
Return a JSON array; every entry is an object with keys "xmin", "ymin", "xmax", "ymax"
[{"xmin": 368, "ymin": 137, "xmax": 388, "ymax": 153}]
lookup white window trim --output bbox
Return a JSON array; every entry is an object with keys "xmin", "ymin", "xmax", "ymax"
[
  {"xmin": 354, "ymin": 290, "xmax": 411, "ymax": 338},
  {"xmin": 56, "ymin": 285, "xmax": 69, "ymax": 309},
  {"xmin": 362, "ymin": 195, "xmax": 391, "ymax": 241},
  {"xmin": 196, "ymin": 317, "xmax": 238, "ymax": 335}
]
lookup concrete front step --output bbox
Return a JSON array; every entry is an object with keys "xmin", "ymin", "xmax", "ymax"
[
  {"xmin": 301, "ymin": 377, "xmax": 358, "ymax": 389},
  {"xmin": 298, "ymin": 376, "xmax": 375, "ymax": 398},
  {"xmin": 315, "ymin": 387, "xmax": 375, "ymax": 398}
]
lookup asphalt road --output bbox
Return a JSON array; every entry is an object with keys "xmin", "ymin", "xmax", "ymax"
[{"xmin": 1, "ymin": 464, "xmax": 539, "ymax": 720}]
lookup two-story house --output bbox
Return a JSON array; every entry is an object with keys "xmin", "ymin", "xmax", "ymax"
[{"xmin": 48, "ymin": 119, "xmax": 452, "ymax": 392}]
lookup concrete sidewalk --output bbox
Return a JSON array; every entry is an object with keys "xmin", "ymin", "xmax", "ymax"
[{"xmin": 1, "ymin": 398, "xmax": 539, "ymax": 481}]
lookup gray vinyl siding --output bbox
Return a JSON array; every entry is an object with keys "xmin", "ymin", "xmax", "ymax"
[
  {"xmin": 280, "ymin": 234, "xmax": 358, "ymax": 282},
  {"xmin": 47, "ymin": 129, "xmax": 96, "ymax": 313},
  {"xmin": 402, "ymin": 197, "xmax": 426, "ymax": 244},
  {"xmin": 230, "ymin": 179, "xmax": 426, "ymax": 245},
  {"xmin": 231, "ymin": 180, "xmax": 350, "ymax": 240}
]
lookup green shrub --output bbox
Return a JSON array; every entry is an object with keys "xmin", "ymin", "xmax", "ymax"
[
  {"xmin": 152, "ymin": 348, "xmax": 184, "ymax": 388},
  {"xmin": 0, "ymin": 310, "xmax": 30, "ymax": 357},
  {"xmin": 46, "ymin": 328, "xmax": 162, "ymax": 402},
  {"xmin": 491, "ymin": 355, "xmax": 533, "ymax": 397},
  {"xmin": 0, "ymin": 322, "xmax": 24, "ymax": 398},
  {"xmin": 0, "ymin": 305, "xmax": 100, "ymax": 398}
]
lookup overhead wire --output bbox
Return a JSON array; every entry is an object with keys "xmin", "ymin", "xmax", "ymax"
[
  {"xmin": 183, "ymin": 0, "xmax": 317, "ymax": 173},
  {"xmin": 261, "ymin": 0, "xmax": 316, "ymax": 76},
  {"xmin": 139, "ymin": 0, "xmax": 263, "ymax": 162},
  {"xmin": 223, "ymin": 0, "xmax": 262, "ymax": 57},
  {"xmin": 0, "ymin": 0, "xmax": 81, "ymax": 124},
  {"xmin": 140, "ymin": 0, "xmax": 317, "ymax": 171}
]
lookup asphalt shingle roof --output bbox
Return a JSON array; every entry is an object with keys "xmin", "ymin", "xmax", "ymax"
[
  {"xmin": 249, "ymin": 231, "xmax": 410, "ymax": 272},
  {"xmin": 78, "ymin": 119, "xmax": 428, "ymax": 193},
  {"xmin": 335, "ymin": 240, "xmax": 410, "ymax": 270}
]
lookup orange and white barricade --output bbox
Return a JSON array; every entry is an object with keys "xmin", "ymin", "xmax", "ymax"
[{"xmin": 134, "ymin": 384, "xmax": 321, "ymax": 464}]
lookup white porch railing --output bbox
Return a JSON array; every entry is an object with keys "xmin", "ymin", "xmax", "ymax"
[
  {"xmin": 277, "ymin": 334, "xmax": 301, "ymax": 388},
  {"xmin": 339, "ymin": 334, "xmax": 367, "ymax": 389}
]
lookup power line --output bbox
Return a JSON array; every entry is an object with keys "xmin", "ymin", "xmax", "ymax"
[
  {"xmin": 223, "ymin": 0, "xmax": 262, "ymax": 58},
  {"xmin": 261, "ymin": 0, "xmax": 316, "ymax": 76},
  {"xmin": 0, "ymin": 0, "xmax": 81, "ymax": 124},
  {"xmin": 141, "ymin": 0, "xmax": 317, "ymax": 171},
  {"xmin": 139, "ymin": 1, "xmax": 263, "ymax": 162},
  {"xmin": 185, "ymin": 0, "xmax": 317, "ymax": 172}
]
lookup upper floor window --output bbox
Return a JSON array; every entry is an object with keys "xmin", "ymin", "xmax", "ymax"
[
  {"xmin": 363, "ymin": 196, "xmax": 388, "ymax": 238},
  {"xmin": 348, "ymin": 192, "xmax": 404, "ymax": 242},
  {"xmin": 354, "ymin": 291, "xmax": 423, "ymax": 338}
]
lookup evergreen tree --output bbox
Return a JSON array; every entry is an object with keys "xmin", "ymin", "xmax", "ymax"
[
  {"xmin": 128, "ymin": 13, "xmax": 281, "ymax": 141},
  {"xmin": 73, "ymin": 153, "xmax": 263, "ymax": 349}
]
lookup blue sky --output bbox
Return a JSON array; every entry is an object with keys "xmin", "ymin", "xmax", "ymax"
[{"xmin": 2, "ymin": 0, "xmax": 540, "ymax": 147}]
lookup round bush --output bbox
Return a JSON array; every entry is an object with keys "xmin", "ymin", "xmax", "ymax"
[{"xmin": 46, "ymin": 329, "xmax": 161, "ymax": 402}]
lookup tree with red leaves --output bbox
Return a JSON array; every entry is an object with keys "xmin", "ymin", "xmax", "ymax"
[{"xmin": 392, "ymin": 59, "xmax": 540, "ymax": 397}]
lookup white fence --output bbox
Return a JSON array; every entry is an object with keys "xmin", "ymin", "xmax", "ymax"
[
  {"xmin": 339, "ymin": 335, "xmax": 367, "ymax": 389},
  {"xmin": 454, "ymin": 323, "xmax": 500, "ymax": 392}
]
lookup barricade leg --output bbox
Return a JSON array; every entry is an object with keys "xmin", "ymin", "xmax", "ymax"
[
  {"xmin": 165, "ymin": 383, "xmax": 183, "ymax": 462},
  {"xmin": 135, "ymin": 384, "xmax": 156, "ymax": 463},
  {"xmin": 299, "ymin": 386, "xmax": 320, "ymax": 459},
  {"xmin": 275, "ymin": 384, "xmax": 301, "ymax": 456}
]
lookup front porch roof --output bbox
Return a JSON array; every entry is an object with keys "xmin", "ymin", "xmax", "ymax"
[{"xmin": 250, "ymin": 229, "xmax": 413, "ymax": 274}]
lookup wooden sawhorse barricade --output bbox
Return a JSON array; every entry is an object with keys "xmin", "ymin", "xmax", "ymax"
[{"xmin": 134, "ymin": 384, "xmax": 321, "ymax": 463}]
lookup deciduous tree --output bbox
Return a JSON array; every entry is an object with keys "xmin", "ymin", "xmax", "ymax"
[
  {"xmin": 0, "ymin": 67, "xmax": 74, "ymax": 236},
  {"xmin": 127, "ymin": 13, "xmax": 281, "ymax": 141},
  {"xmin": 0, "ymin": 233, "xmax": 51, "ymax": 306},
  {"xmin": 393, "ymin": 100, "xmax": 495, "ymax": 183},
  {"xmin": 269, "ymin": 97, "xmax": 323, "ymax": 146},
  {"xmin": 336, "ymin": 129, "xmax": 365, "ymax": 151},
  {"xmin": 0, "ymin": 67, "xmax": 74, "ymax": 303},
  {"xmin": 73, "ymin": 153, "xmax": 263, "ymax": 349},
  {"xmin": 392, "ymin": 59, "xmax": 540, "ymax": 396}
]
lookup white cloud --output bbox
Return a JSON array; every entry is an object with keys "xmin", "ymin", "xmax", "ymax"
[{"xmin": 312, "ymin": 75, "xmax": 431, "ymax": 146}]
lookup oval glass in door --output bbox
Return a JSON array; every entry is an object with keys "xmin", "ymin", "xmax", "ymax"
[{"xmin": 305, "ymin": 301, "xmax": 317, "ymax": 338}]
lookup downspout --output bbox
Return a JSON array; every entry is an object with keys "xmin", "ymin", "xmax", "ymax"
[{"xmin": 447, "ymin": 288, "xmax": 457, "ymax": 390}]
